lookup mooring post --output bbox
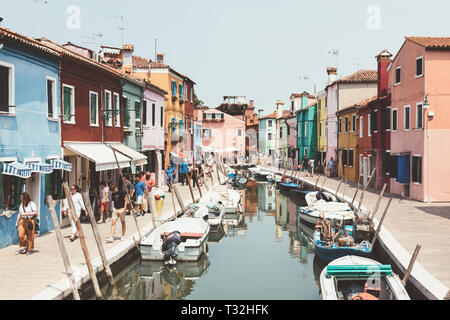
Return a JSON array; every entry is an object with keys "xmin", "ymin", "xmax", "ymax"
[
  {"xmin": 351, "ymin": 179, "xmax": 360, "ymax": 205},
  {"xmin": 169, "ymin": 188, "xmax": 178, "ymax": 219},
  {"xmin": 342, "ymin": 178, "xmax": 348, "ymax": 201},
  {"xmin": 370, "ymin": 197, "xmax": 392, "ymax": 247},
  {"xmin": 81, "ymin": 192, "xmax": 116, "ymax": 288},
  {"xmin": 194, "ymin": 173, "xmax": 203, "ymax": 198},
  {"xmin": 402, "ymin": 244, "xmax": 422, "ymax": 286},
  {"xmin": 173, "ymin": 185, "xmax": 187, "ymax": 215},
  {"xmin": 185, "ymin": 171, "xmax": 196, "ymax": 203},
  {"xmin": 370, "ymin": 183, "xmax": 387, "ymax": 221},
  {"xmin": 62, "ymin": 182, "xmax": 102, "ymax": 299},
  {"xmin": 321, "ymin": 176, "xmax": 327, "ymax": 190},
  {"xmin": 357, "ymin": 168, "xmax": 376, "ymax": 213},
  {"xmin": 314, "ymin": 174, "xmax": 321, "ymax": 191},
  {"xmin": 335, "ymin": 176, "xmax": 343, "ymax": 199},
  {"xmin": 45, "ymin": 195, "xmax": 80, "ymax": 300}
]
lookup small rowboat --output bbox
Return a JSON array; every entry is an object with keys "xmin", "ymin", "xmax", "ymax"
[
  {"xmin": 319, "ymin": 255, "xmax": 410, "ymax": 300},
  {"xmin": 139, "ymin": 217, "xmax": 210, "ymax": 262},
  {"xmin": 278, "ymin": 182, "xmax": 299, "ymax": 193},
  {"xmin": 254, "ymin": 170, "xmax": 272, "ymax": 181}
]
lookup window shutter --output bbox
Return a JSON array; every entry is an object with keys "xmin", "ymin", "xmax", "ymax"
[{"xmin": 0, "ymin": 66, "xmax": 9, "ymax": 110}]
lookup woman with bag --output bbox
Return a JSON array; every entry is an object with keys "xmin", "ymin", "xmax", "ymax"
[
  {"xmin": 61, "ymin": 185, "xmax": 86, "ymax": 242},
  {"xmin": 15, "ymin": 192, "xmax": 38, "ymax": 255}
]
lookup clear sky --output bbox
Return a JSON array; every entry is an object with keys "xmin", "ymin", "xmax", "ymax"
[{"xmin": 1, "ymin": 0, "xmax": 449, "ymax": 115}]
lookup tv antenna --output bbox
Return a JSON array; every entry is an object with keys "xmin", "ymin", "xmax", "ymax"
[
  {"xmin": 329, "ymin": 49, "xmax": 339, "ymax": 76},
  {"xmin": 81, "ymin": 33, "xmax": 103, "ymax": 51},
  {"xmin": 108, "ymin": 15, "xmax": 125, "ymax": 46},
  {"xmin": 34, "ymin": 0, "xmax": 49, "ymax": 32},
  {"xmin": 299, "ymin": 74, "xmax": 310, "ymax": 92}
]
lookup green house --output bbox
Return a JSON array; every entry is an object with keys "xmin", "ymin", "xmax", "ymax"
[{"xmin": 296, "ymin": 102, "xmax": 318, "ymax": 166}]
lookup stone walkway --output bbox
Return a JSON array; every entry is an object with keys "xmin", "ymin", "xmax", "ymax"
[
  {"xmin": 266, "ymin": 166, "xmax": 450, "ymax": 297},
  {"xmin": 0, "ymin": 175, "xmax": 218, "ymax": 300}
]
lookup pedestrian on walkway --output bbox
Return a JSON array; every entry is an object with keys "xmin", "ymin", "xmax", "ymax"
[
  {"xmin": 106, "ymin": 179, "xmax": 127, "ymax": 243},
  {"xmin": 308, "ymin": 158, "xmax": 315, "ymax": 177},
  {"xmin": 328, "ymin": 157, "xmax": 335, "ymax": 177},
  {"xmin": 302, "ymin": 155, "xmax": 309, "ymax": 175},
  {"xmin": 144, "ymin": 171, "xmax": 155, "ymax": 193},
  {"xmin": 132, "ymin": 174, "xmax": 146, "ymax": 216},
  {"xmin": 61, "ymin": 185, "xmax": 86, "ymax": 242},
  {"xmin": 107, "ymin": 180, "xmax": 115, "ymax": 221},
  {"xmin": 15, "ymin": 192, "xmax": 38, "ymax": 255},
  {"xmin": 165, "ymin": 166, "xmax": 175, "ymax": 192},
  {"xmin": 123, "ymin": 174, "xmax": 133, "ymax": 215},
  {"xmin": 180, "ymin": 160, "xmax": 188, "ymax": 186},
  {"xmin": 97, "ymin": 182, "xmax": 110, "ymax": 223}
]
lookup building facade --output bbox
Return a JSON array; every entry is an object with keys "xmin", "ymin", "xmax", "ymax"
[
  {"xmin": 336, "ymin": 104, "xmax": 359, "ymax": 183},
  {"xmin": 297, "ymin": 102, "xmax": 318, "ymax": 165},
  {"xmin": 316, "ymin": 89, "xmax": 328, "ymax": 169}
]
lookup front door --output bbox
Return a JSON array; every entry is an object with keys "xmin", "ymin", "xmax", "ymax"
[{"xmin": 25, "ymin": 173, "xmax": 41, "ymax": 236}]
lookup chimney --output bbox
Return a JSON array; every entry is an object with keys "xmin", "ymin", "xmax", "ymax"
[
  {"xmin": 249, "ymin": 100, "xmax": 254, "ymax": 108},
  {"xmin": 327, "ymin": 67, "xmax": 337, "ymax": 85},
  {"xmin": 376, "ymin": 49, "xmax": 392, "ymax": 98},
  {"xmin": 276, "ymin": 100, "xmax": 284, "ymax": 119},
  {"xmin": 121, "ymin": 44, "xmax": 134, "ymax": 73},
  {"xmin": 156, "ymin": 53, "xmax": 164, "ymax": 64}
]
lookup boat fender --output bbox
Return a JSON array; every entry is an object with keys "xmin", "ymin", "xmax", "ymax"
[{"xmin": 350, "ymin": 292, "xmax": 379, "ymax": 300}]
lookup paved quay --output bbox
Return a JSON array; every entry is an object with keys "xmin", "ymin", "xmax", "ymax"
[
  {"xmin": 0, "ymin": 174, "xmax": 222, "ymax": 300},
  {"xmin": 265, "ymin": 166, "xmax": 450, "ymax": 299}
]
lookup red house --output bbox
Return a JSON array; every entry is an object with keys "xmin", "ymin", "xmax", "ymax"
[
  {"xmin": 37, "ymin": 38, "xmax": 133, "ymax": 194},
  {"xmin": 183, "ymin": 77, "xmax": 196, "ymax": 159}
]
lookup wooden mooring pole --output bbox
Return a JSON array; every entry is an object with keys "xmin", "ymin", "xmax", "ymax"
[
  {"xmin": 370, "ymin": 183, "xmax": 387, "ymax": 221},
  {"xmin": 81, "ymin": 192, "xmax": 116, "ymax": 287},
  {"xmin": 351, "ymin": 179, "xmax": 360, "ymax": 205},
  {"xmin": 194, "ymin": 173, "xmax": 203, "ymax": 198},
  {"xmin": 402, "ymin": 244, "xmax": 422, "ymax": 286},
  {"xmin": 370, "ymin": 197, "xmax": 392, "ymax": 248},
  {"xmin": 185, "ymin": 171, "xmax": 196, "ymax": 203},
  {"xmin": 335, "ymin": 176, "xmax": 343, "ymax": 199},
  {"xmin": 45, "ymin": 195, "xmax": 80, "ymax": 300},
  {"xmin": 173, "ymin": 185, "xmax": 187, "ymax": 215},
  {"xmin": 314, "ymin": 174, "xmax": 321, "ymax": 191},
  {"xmin": 356, "ymin": 168, "xmax": 376, "ymax": 214},
  {"xmin": 62, "ymin": 182, "xmax": 102, "ymax": 299}
]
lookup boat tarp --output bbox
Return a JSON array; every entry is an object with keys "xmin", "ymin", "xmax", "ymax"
[{"xmin": 396, "ymin": 155, "xmax": 410, "ymax": 184}]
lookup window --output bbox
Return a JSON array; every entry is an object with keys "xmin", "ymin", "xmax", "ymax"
[
  {"xmin": 360, "ymin": 155, "xmax": 363, "ymax": 176},
  {"xmin": 416, "ymin": 56, "xmax": 423, "ymax": 77},
  {"xmin": 352, "ymin": 114, "xmax": 356, "ymax": 132},
  {"xmin": 386, "ymin": 153, "xmax": 398, "ymax": 178},
  {"xmin": 160, "ymin": 106, "xmax": 164, "ymax": 127},
  {"xmin": 134, "ymin": 100, "xmax": 141, "ymax": 124},
  {"xmin": 279, "ymin": 127, "xmax": 283, "ymax": 138},
  {"xmin": 203, "ymin": 128, "xmax": 211, "ymax": 138},
  {"xmin": 345, "ymin": 116, "xmax": 349, "ymax": 133},
  {"xmin": 113, "ymin": 93, "xmax": 120, "ymax": 127},
  {"xmin": 404, "ymin": 105, "xmax": 410, "ymax": 130},
  {"xmin": 325, "ymin": 121, "xmax": 328, "ymax": 137},
  {"xmin": 412, "ymin": 156, "xmax": 422, "ymax": 183},
  {"xmin": 238, "ymin": 129, "xmax": 242, "ymax": 136},
  {"xmin": 152, "ymin": 103, "xmax": 156, "ymax": 127},
  {"xmin": 62, "ymin": 84, "xmax": 75, "ymax": 123},
  {"xmin": 368, "ymin": 114, "xmax": 371, "ymax": 136},
  {"xmin": 395, "ymin": 66, "xmax": 401, "ymax": 84},
  {"xmin": 171, "ymin": 80, "xmax": 177, "ymax": 96},
  {"xmin": 268, "ymin": 133, "xmax": 273, "ymax": 140},
  {"xmin": 47, "ymin": 77, "xmax": 56, "ymax": 119},
  {"xmin": 416, "ymin": 103, "xmax": 423, "ymax": 129},
  {"xmin": 1, "ymin": 169, "xmax": 22, "ymax": 211},
  {"xmin": 46, "ymin": 167, "xmax": 63, "ymax": 200},
  {"xmin": 191, "ymin": 88, "xmax": 193, "ymax": 103},
  {"xmin": 268, "ymin": 120, "xmax": 272, "ymax": 127},
  {"xmin": 104, "ymin": 90, "xmax": 112, "ymax": 126},
  {"xmin": 392, "ymin": 108, "xmax": 398, "ymax": 131},
  {"xmin": 342, "ymin": 149, "xmax": 348, "ymax": 166},
  {"xmin": 372, "ymin": 110, "xmax": 378, "ymax": 132},
  {"xmin": 304, "ymin": 122, "xmax": 308, "ymax": 137},
  {"xmin": 359, "ymin": 117, "xmax": 363, "ymax": 138},
  {"xmin": 291, "ymin": 101, "xmax": 294, "ymax": 113},
  {"xmin": 338, "ymin": 118, "xmax": 342, "ymax": 133},
  {"xmin": 298, "ymin": 123, "xmax": 301, "ymax": 136},
  {"xmin": 287, "ymin": 124, "xmax": 290, "ymax": 136},
  {"xmin": 89, "ymin": 91, "xmax": 98, "ymax": 126},
  {"xmin": 179, "ymin": 84, "xmax": 183, "ymax": 100},
  {"xmin": 142, "ymin": 100, "xmax": 147, "ymax": 126},
  {"xmin": 122, "ymin": 98, "xmax": 129, "ymax": 127},
  {"xmin": 318, "ymin": 99, "xmax": 321, "ymax": 111},
  {"xmin": 383, "ymin": 107, "xmax": 391, "ymax": 131},
  {"xmin": 349, "ymin": 149, "xmax": 354, "ymax": 167},
  {"xmin": 0, "ymin": 62, "xmax": 14, "ymax": 114},
  {"xmin": 319, "ymin": 123, "xmax": 322, "ymax": 137}
]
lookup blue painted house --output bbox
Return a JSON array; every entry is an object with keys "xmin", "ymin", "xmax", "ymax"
[{"xmin": 0, "ymin": 27, "xmax": 71, "ymax": 248}]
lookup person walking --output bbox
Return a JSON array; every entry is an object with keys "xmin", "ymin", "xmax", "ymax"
[
  {"xmin": 61, "ymin": 185, "xmax": 86, "ymax": 242},
  {"xmin": 180, "ymin": 160, "xmax": 188, "ymax": 186},
  {"xmin": 308, "ymin": 158, "xmax": 315, "ymax": 177},
  {"xmin": 165, "ymin": 166, "xmax": 175, "ymax": 192},
  {"xmin": 97, "ymin": 182, "xmax": 110, "ymax": 223},
  {"xmin": 107, "ymin": 181, "xmax": 115, "ymax": 222},
  {"xmin": 132, "ymin": 174, "xmax": 146, "ymax": 216},
  {"xmin": 15, "ymin": 192, "xmax": 38, "ymax": 255},
  {"xmin": 328, "ymin": 157, "xmax": 335, "ymax": 177},
  {"xmin": 106, "ymin": 178, "xmax": 127, "ymax": 243},
  {"xmin": 123, "ymin": 174, "xmax": 134, "ymax": 215},
  {"xmin": 302, "ymin": 155, "xmax": 309, "ymax": 176}
]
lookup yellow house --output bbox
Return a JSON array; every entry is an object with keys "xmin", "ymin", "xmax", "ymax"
[
  {"xmin": 150, "ymin": 54, "xmax": 188, "ymax": 168},
  {"xmin": 316, "ymin": 89, "xmax": 328, "ymax": 170},
  {"xmin": 336, "ymin": 104, "xmax": 359, "ymax": 183}
]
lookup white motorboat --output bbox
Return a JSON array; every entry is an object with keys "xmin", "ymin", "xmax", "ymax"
[
  {"xmin": 139, "ymin": 217, "xmax": 210, "ymax": 262},
  {"xmin": 305, "ymin": 191, "xmax": 338, "ymax": 206},
  {"xmin": 190, "ymin": 190, "xmax": 225, "ymax": 230},
  {"xmin": 319, "ymin": 255, "xmax": 410, "ymax": 300}
]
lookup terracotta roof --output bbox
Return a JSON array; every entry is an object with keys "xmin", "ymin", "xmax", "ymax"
[
  {"xmin": 150, "ymin": 61, "xmax": 169, "ymax": 69},
  {"xmin": 290, "ymin": 91, "xmax": 315, "ymax": 99},
  {"xmin": 0, "ymin": 27, "xmax": 60, "ymax": 57},
  {"xmin": 336, "ymin": 69, "xmax": 377, "ymax": 84},
  {"xmin": 281, "ymin": 110, "xmax": 291, "ymax": 118},
  {"xmin": 336, "ymin": 95, "xmax": 377, "ymax": 114},
  {"xmin": 133, "ymin": 55, "xmax": 149, "ymax": 69},
  {"xmin": 262, "ymin": 111, "xmax": 276, "ymax": 119},
  {"xmin": 406, "ymin": 37, "xmax": 450, "ymax": 48},
  {"xmin": 37, "ymin": 38, "xmax": 124, "ymax": 78}
]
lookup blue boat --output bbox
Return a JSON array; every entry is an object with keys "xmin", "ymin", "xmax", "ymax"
[
  {"xmin": 313, "ymin": 230, "xmax": 372, "ymax": 262},
  {"xmin": 278, "ymin": 182, "xmax": 299, "ymax": 193}
]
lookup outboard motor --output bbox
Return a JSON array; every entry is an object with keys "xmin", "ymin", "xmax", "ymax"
[{"xmin": 162, "ymin": 231, "xmax": 181, "ymax": 264}]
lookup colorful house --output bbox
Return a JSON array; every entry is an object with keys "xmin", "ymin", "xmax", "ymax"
[
  {"xmin": 275, "ymin": 101, "xmax": 290, "ymax": 168},
  {"xmin": 325, "ymin": 68, "xmax": 377, "ymax": 175},
  {"xmin": 297, "ymin": 101, "xmax": 318, "ymax": 165},
  {"xmin": 388, "ymin": 37, "xmax": 450, "ymax": 201},
  {"xmin": 0, "ymin": 27, "xmax": 67, "ymax": 248},
  {"xmin": 286, "ymin": 114, "xmax": 298, "ymax": 169},
  {"xmin": 258, "ymin": 111, "xmax": 276, "ymax": 160},
  {"xmin": 336, "ymin": 102, "xmax": 360, "ymax": 183},
  {"xmin": 316, "ymin": 89, "xmax": 328, "ymax": 170}
]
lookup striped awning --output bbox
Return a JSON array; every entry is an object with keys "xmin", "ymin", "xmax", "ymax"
[
  {"xmin": 2, "ymin": 161, "xmax": 32, "ymax": 178},
  {"xmin": 26, "ymin": 162, "xmax": 54, "ymax": 174},
  {"xmin": 50, "ymin": 158, "xmax": 72, "ymax": 172}
]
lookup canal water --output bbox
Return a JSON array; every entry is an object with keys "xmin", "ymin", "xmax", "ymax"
[{"xmin": 98, "ymin": 180, "xmax": 329, "ymax": 300}]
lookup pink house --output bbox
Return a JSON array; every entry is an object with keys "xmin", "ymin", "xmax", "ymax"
[
  {"xmin": 201, "ymin": 109, "xmax": 246, "ymax": 163},
  {"xmin": 388, "ymin": 37, "xmax": 450, "ymax": 202}
]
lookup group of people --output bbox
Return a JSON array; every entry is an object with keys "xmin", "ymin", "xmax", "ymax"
[
  {"xmin": 166, "ymin": 160, "xmax": 213, "ymax": 192},
  {"xmin": 298, "ymin": 155, "xmax": 316, "ymax": 177}
]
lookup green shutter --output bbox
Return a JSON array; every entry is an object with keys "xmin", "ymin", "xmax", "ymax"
[{"xmin": 63, "ymin": 86, "xmax": 71, "ymax": 122}]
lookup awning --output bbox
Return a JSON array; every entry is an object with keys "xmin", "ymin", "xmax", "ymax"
[
  {"xmin": 64, "ymin": 142, "xmax": 131, "ymax": 172},
  {"xmin": 2, "ymin": 161, "xmax": 32, "ymax": 178},
  {"xmin": 107, "ymin": 143, "xmax": 147, "ymax": 167},
  {"xmin": 50, "ymin": 158, "xmax": 72, "ymax": 172},
  {"xmin": 26, "ymin": 161, "xmax": 54, "ymax": 174}
]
